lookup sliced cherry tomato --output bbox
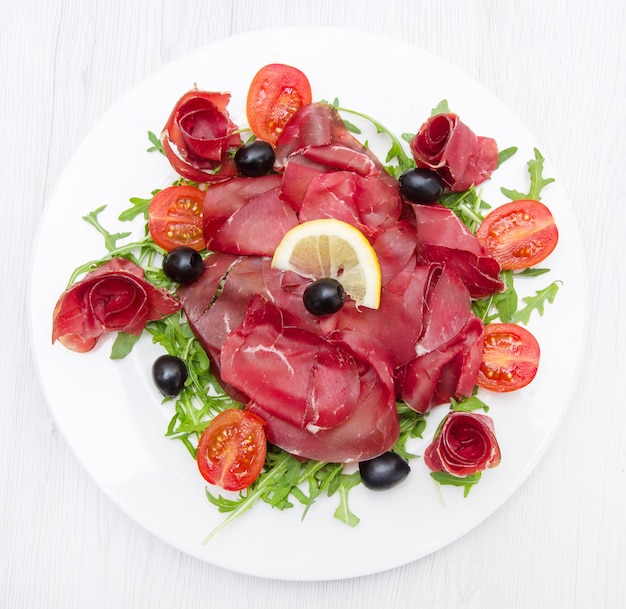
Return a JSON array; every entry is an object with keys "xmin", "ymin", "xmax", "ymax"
[
  {"xmin": 246, "ymin": 63, "xmax": 312, "ymax": 144},
  {"xmin": 148, "ymin": 185, "xmax": 205, "ymax": 251},
  {"xmin": 196, "ymin": 409, "xmax": 267, "ymax": 491},
  {"xmin": 476, "ymin": 323, "xmax": 540, "ymax": 392},
  {"xmin": 476, "ymin": 199, "xmax": 558, "ymax": 270}
]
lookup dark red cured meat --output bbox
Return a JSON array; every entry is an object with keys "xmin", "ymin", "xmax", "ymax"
[
  {"xmin": 246, "ymin": 322, "xmax": 400, "ymax": 463},
  {"xmin": 424, "ymin": 411, "xmax": 501, "ymax": 476},
  {"xmin": 412, "ymin": 204, "xmax": 504, "ymax": 298},
  {"xmin": 203, "ymin": 175, "xmax": 298, "ymax": 256},
  {"xmin": 317, "ymin": 262, "xmax": 432, "ymax": 368},
  {"xmin": 220, "ymin": 296, "xmax": 362, "ymax": 432},
  {"xmin": 274, "ymin": 102, "xmax": 396, "ymax": 187},
  {"xmin": 397, "ymin": 316, "xmax": 484, "ymax": 413},
  {"xmin": 370, "ymin": 221, "xmax": 419, "ymax": 290},
  {"xmin": 297, "ymin": 171, "xmax": 403, "ymax": 238},
  {"xmin": 52, "ymin": 258, "xmax": 180, "ymax": 353},
  {"xmin": 414, "ymin": 264, "xmax": 472, "ymax": 357},
  {"xmin": 410, "ymin": 113, "xmax": 498, "ymax": 192},
  {"xmin": 179, "ymin": 255, "xmax": 265, "ymax": 367},
  {"xmin": 161, "ymin": 90, "xmax": 242, "ymax": 183}
]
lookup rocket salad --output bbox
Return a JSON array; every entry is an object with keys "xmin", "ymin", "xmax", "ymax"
[{"xmin": 51, "ymin": 64, "xmax": 560, "ymax": 541}]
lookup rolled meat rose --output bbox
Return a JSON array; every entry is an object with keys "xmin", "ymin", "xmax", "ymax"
[
  {"xmin": 52, "ymin": 258, "xmax": 180, "ymax": 353},
  {"xmin": 161, "ymin": 89, "xmax": 242, "ymax": 183},
  {"xmin": 410, "ymin": 113, "xmax": 498, "ymax": 192},
  {"xmin": 424, "ymin": 411, "xmax": 501, "ymax": 476}
]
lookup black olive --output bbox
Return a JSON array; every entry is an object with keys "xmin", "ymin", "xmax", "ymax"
[
  {"xmin": 398, "ymin": 168, "xmax": 445, "ymax": 204},
  {"xmin": 152, "ymin": 355, "xmax": 188, "ymax": 398},
  {"xmin": 162, "ymin": 246, "xmax": 204, "ymax": 284},
  {"xmin": 234, "ymin": 140, "xmax": 276, "ymax": 177},
  {"xmin": 359, "ymin": 451, "xmax": 411, "ymax": 490},
  {"xmin": 303, "ymin": 278, "xmax": 345, "ymax": 316}
]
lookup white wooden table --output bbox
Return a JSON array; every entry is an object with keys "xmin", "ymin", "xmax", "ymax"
[{"xmin": 2, "ymin": 1, "xmax": 624, "ymax": 607}]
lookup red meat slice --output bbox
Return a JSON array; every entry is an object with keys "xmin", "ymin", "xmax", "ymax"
[
  {"xmin": 424, "ymin": 411, "xmax": 501, "ymax": 476},
  {"xmin": 412, "ymin": 204, "xmax": 504, "ymax": 298},
  {"xmin": 397, "ymin": 315, "xmax": 484, "ymax": 413},
  {"xmin": 220, "ymin": 296, "xmax": 361, "ymax": 432},
  {"xmin": 274, "ymin": 102, "xmax": 396, "ymax": 188},
  {"xmin": 410, "ymin": 112, "xmax": 498, "ymax": 192},
  {"xmin": 203, "ymin": 175, "xmax": 298, "ymax": 256},
  {"xmin": 297, "ymin": 171, "xmax": 403, "ymax": 238},
  {"xmin": 246, "ymin": 324, "xmax": 400, "ymax": 463}
]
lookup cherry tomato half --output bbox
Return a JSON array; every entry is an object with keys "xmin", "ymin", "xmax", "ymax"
[
  {"xmin": 196, "ymin": 409, "xmax": 267, "ymax": 491},
  {"xmin": 148, "ymin": 185, "xmax": 206, "ymax": 252},
  {"xmin": 476, "ymin": 323, "xmax": 540, "ymax": 392},
  {"xmin": 476, "ymin": 199, "xmax": 558, "ymax": 270},
  {"xmin": 246, "ymin": 63, "xmax": 312, "ymax": 145}
]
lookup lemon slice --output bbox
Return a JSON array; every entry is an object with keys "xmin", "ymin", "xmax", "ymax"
[{"xmin": 271, "ymin": 219, "xmax": 381, "ymax": 309}]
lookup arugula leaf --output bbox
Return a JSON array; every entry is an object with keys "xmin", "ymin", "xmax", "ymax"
[
  {"xmin": 430, "ymin": 99, "xmax": 451, "ymax": 116},
  {"xmin": 431, "ymin": 471, "xmax": 482, "ymax": 497},
  {"xmin": 118, "ymin": 194, "xmax": 156, "ymax": 222},
  {"xmin": 450, "ymin": 395, "xmax": 490, "ymax": 413},
  {"xmin": 493, "ymin": 271, "xmax": 518, "ymax": 323},
  {"xmin": 332, "ymin": 472, "xmax": 361, "ymax": 527},
  {"xmin": 82, "ymin": 205, "xmax": 132, "ymax": 252},
  {"xmin": 334, "ymin": 103, "xmax": 416, "ymax": 175},
  {"xmin": 496, "ymin": 146, "xmax": 518, "ymax": 168},
  {"xmin": 518, "ymin": 267, "xmax": 551, "ymax": 278},
  {"xmin": 203, "ymin": 451, "xmax": 296, "ymax": 543},
  {"xmin": 394, "ymin": 403, "xmax": 427, "ymax": 460},
  {"xmin": 110, "ymin": 332, "xmax": 142, "ymax": 360},
  {"xmin": 512, "ymin": 281, "xmax": 561, "ymax": 325},
  {"xmin": 146, "ymin": 130, "xmax": 165, "ymax": 155},
  {"xmin": 66, "ymin": 207, "xmax": 166, "ymax": 285},
  {"xmin": 500, "ymin": 148, "xmax": 555, "ymax": 201},
  {"xmin": 439, "ymin": 187, "xmax": 491, "ymax": 232}
]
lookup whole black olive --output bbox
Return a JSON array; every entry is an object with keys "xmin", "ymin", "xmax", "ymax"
[
  {"xmin": 303, "ymin": 278, "xmax": 346, "ymax": 316},
  {"xmin": 162, "ymin": 246, "xmax": 204, "ymax": 284},
  {"xmin": 234, "ymin": 140, "xmax": 276, "ymax": 177},
  {"xmin": 152, "ymin": 355, "xmax": 188, "ymax": 398},
  {"xmin": 359, "ymin": 451, "xmax": 411, "ymax": 490},
  {"xmin": 398, "ymin": 168, "xmax": 445, "ymax": 204}
]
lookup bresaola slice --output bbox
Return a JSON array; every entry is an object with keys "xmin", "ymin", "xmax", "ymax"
[
  {"xmin": 52, "ymin": 258, "xmax": 180, "ymax": 353},
  {"xmin": 412, "ymin": 204, "xmax": 504, "ymax": 298},
  {"xmin": 221, "ymin": 296, "xmax": 362, "ymax": 432},
  {"xmin": 274, "ymin": 102, "xmax": 396, "ymax": 188},
  {"xmin": 243, "ymin": 309, "xmax": 400, "ymax": 463},
  {"xmin": 424, "ymin": 411, "xmax": 501, "ymax": 476},
  {"xmin": 161, "ymin": 90, "xmax": 242, "ymax": 183},
  {"xmin": 203, "ymin": 175, "xmax": 298, "ymax": 256},
  {"xmin": 410, "ymin": 112, "xmax": 498, "ymax": 192}
]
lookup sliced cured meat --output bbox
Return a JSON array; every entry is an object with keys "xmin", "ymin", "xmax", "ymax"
[
  {"xmin": 246, "ymin": 326, "xmax": 399, "ymax": 463},
  {"xmin": 414, "ymin": 264, "xmax": 472, "ymax": 356},
  {"xmin": 178, "ymin": 255, "xmax": 267, "ymax": 398},
  {"xmin": 424, "ymin": 411, "xmax": 501, "ymax": 476},
  {"xmin": 412, "ymin": 204, "xmax": 504, "ymax": 298},
  {"xmin": 52, "ymin": 258, "xmax": 180, "ymax": 353},
  {"xmin": 297, "ymin": 171, "xmax": 403, "ymax": 238},
  {"xmin": 370, "ymin": 221, "xmax": 418, "ymax": 289},
  {"xmin": 221, "ymin": 296, "xmax": 361, "ymax": 432},
  {"xmin": 410, "ymin": 112, "xmax": 498, "ymax": 192},
  {"xmin": 274, "ymin": 102, "xmax": 396, "ymax": 188},
  {"xmin": 160, "ymin": 90, "xmax": 242, "ymax": 183},
  {"xmin": 203, "ymin": 175, "xmax": 298, "ymax": 256},
  {"xmin": 318, "ymin": 262, "xmax": 431, "ymax": 368},
  {"xmin": 397, "ymin": 315, "xmax": 484, "ymax": 413}
]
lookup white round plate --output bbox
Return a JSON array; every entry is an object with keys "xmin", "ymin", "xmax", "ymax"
[{"xmin": 29, "ymin": 26, "xmax": 587, "ymax": 581}]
